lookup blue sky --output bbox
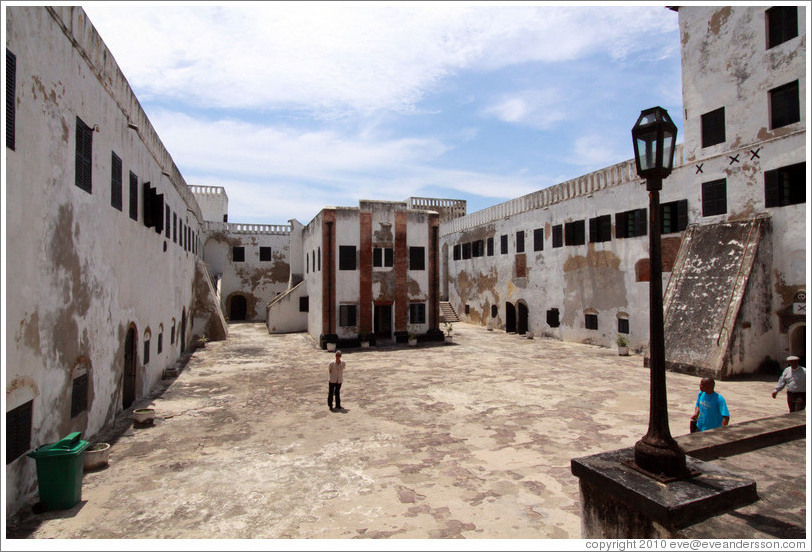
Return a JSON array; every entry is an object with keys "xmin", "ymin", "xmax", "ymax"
[{"xmin": 82, "ymin": 2, "xmax": 683, "ymax": 226}]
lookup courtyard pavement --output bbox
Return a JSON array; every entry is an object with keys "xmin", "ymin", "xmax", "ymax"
[{"xmin": 6, "ymin": 323, "xmax": 795, "ymax": 542}]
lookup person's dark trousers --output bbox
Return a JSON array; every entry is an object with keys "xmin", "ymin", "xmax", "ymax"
[
  {"xmin": 328, "ymin": 382, "xmax": 342, "ymax": 410},
  {"xmin": 787, "ymin": 392, "xmax": 805, "ymax": 412}
]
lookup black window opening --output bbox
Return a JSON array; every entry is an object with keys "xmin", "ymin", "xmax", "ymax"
[
  {"xmin": 565, "ymin": 220, "xmax": 586, "ymax": 246},
  {"xmin": 165, "ymin": 206, "xmax": 171, "ymax": 238},
  {"xmin": 158, "ymin": 333, "xmax": 163, "ymax": 354},
  {"xmin": 260, "ymin": 247, "xmax": 272, "ymax": 262},
  {"xmin": 500, "ymin": 234, "xmax": 508, "ymax": 254},
  {"xmin": 339, "ymin": 304, "xmax": 357, "ymax": 327},
  {"xmin": 111, "ymin": 152, "xmax": 123, "ymax": 211},
  {"xmin": 171, "ymin": 324, "xmax": 176, "ymax": 345},
  {"xmin": 766, "ymin": 6, "xmax": 798, "ymax": 49},
  {"xmin": 373, "ymin": 248, "xmax": 382, "ymax": 266},
  {"xmin": 701, "ymin": 107, "xmax": 725, "ymax": 148},
  {"xmin": 6, "ymin": 400, "xmax": 32, "ymax": 464},
  {"xmin": 70, "ymin": 373, "xmax": 88, "ymax": 418},
  {"xmin": 339, "ymin": 246, "xmax": 357, "ymax": 270},
  {"xmin": 233, "ymin": 246, "xmax": 245, "ymax": 262},
  {"xmin": 472, "ymin": 240, "xmax": 485, "ymax": 258},
  {"xmin": 318, "ymin": 247, "xmax": 322, "ymax": 271},
  {"xmin": 142, "ymin": 182, "xmax": 164, "ymax": 233},
  {"xmin": 453, "ymin": 244, "xmax": 461, "ymax": 261},
  {"xmin": 615, "ymin": 208, "xmax": 647, "ymax": 238},
  {"xmin": 129, "ymin": 172, "xmax": 139, "ymax": 221},
  {"xmin": 702, "ymin": 179, "xmax": 727, "ymax": 217},
  {"xmin": 618, "ymin": 317, "xmax": 630, "ymax": 335},
  {"xmin": 491, "ymin": 305, "xmax": 498, "ymax": 318},
  {"xmin": 516, "ymin": 231, "xmax": 525, "ymax": 253},
  {"xmin": 765, "ymin": 162, "xmax": 806, "ymax": 207},
  {"xmin": 464, "ymin": 304, "xmax": 470, "ymax": 314},
  {"xmin": 552, "ymin": 225, "xmax": 563, "ymax": 248},
  {"xmin": 533, "ymin": 228, "xmax": 544, "ymax": 251},
  {"xmin": 585, "ymin": 313, "xmax": 598, "ymax": 330},
  {"xmin": 172, "ymin": 212, "xmax": 177, "ymax": 242},
  {"xmin": 462, "ymin": 242, "xmax": 472, "ymax": 259},
  {"xmin": 75, "ymin": 117, "xmax": 93, "ymax": 194},
  {"xmin": 6, "ymin": 49, "xmax": 15, "ymax": 151},
  {"xmin": 546, "ymin": 308, "xmax": 560, "ymax": 328},
  {"xmin": 299, "ymin": 296, "xmax": 309, "ymax": 312},
  {"xmin": 409, "ymin": 303, "xmax": 426, "ymax": 324},
  {"xmin": 661, "ymin": 199, "xmax": 689, "ymax": 234},
  {"xmin": 487, "ymin": 237, "xmax": 494, "ymax": 256},
  {"xmin": 143, "ymin": 339, "xmax": 150, "ymax": 365},
  {"xmin": 589, "ymin": 215, "xmax": 612, "ymax": 243},
  {"xmin": 409, "ymin": 246, "xmax": 426, "ymax": 270},
  {"xmin": 770, "ymin": 80, "xmax": 800, "ymax": 129},
  {"xmin": 306, "ymin": 254, "xmax": 310, "ymax": 274}
]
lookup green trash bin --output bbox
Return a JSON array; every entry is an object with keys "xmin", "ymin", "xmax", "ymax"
[{"xmin": 27, "ymin": 432, "xmax": 90, "ymax": 510}]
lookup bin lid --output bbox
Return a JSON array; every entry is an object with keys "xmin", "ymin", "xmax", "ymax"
[{"xmin": 27, "ymin": 431, "xmax": 90, "ymax": 458}]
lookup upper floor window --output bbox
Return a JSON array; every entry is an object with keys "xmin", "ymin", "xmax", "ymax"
[
  {"xmin": 260, "ymin": 247, "xmax": 272, "ymax": 262},
  {"xmin": 533, "ymin": 228, "xmax": 544, "ymax": 251},
  {"xmin": 487, "ymin": 237, "xmax": 494, "ymax": 256},
  {"xmin": 6, "ymin": 400, "xmax": 32, "ymax": 464},
  {"xmin": 615, "ymin": 208, "xmax": 647, "ymax": 238},
  {"xmin": 472, "ymin": 240, "xmax": 485, "ymax": 258},
  {"xmin": 701, "ymin": 107, "xmax": 725, "ymax": 148},
  {"xmin": 516, "ymin": 231, "xmax": 525, "ymax": 253},
  {"xmin": 339, "ymin": 246, "xmax": 356, "ymax": 270},
  {"xmin": 409, "ymin": 246, "xmax": 425, "ymax": 270},
  {"xmin": 565, "ymin": 220, "xmax": 586, "ymax": 246},
  {"xmin": 6, "ymin": 49, "xmax": 16, "ymax": 151},
  {"xmin": 75, "ymin": 117, "xmax": 93, "ymax": 194},
  {"xmin": 552, "ymin": 225, "xmax": 563, "ymax": 248},
  {"xmin": 661, "ymin": 199, "xmax": 689, "ymax": 234},
  {"xmin": 589, "ymin": 215, "xmax": 612, "ymax": 243},
  {"xmin": 500, "ymin": 235, "xmax": 508, "ymax": 254},
  {"xmin": 770, "ymin": 80, "xmax": 800, "ymax": 129},
  {"xmin": 702, "ymin": 179, "xmax": 727, "ymax": 217},
  {"xmin": 165, "ymin": 206, "xmax": 171, "ymax": 239},
  {"xmin": 765, "ymin": 162, "xmax": 806, "ymax": 207},
  {"xmin": 373, "ymin": 247, "xmax": 393, "ymax": 267},
  {"xmin": 129, "ymin": 172, "xmax": 139, "ymax": 221},
  {"xmin": 766, "ymin": 6, "xmax": 798, "ymax": 49},
  {"xmin": 453, "ymin": 244, "xmax": 461, "ymax": 261},
  {"xmin": 111, "ymin": 152, "xmax": 123, "ymax": 211},
  {"xmin": 462, "ymin": 242, "xmax": 472, "ymax": 260},
  {"xmin": 233, "ymin": 246, "xmax": 245, "ymax": 262},
  {"xmin": 339, "ymin": 304, "xmax": 357, "ymax": 327}
]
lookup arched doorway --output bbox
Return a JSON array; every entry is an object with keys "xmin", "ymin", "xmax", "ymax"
[
  {"xmin": 517, "ymin": 301, "xmax": 529, "ymax": 335},
  {"xmin": 789, "ymin": 324, "xmax": 806, "ymax": 367},
  {"xmin": 230, "ymin": 295, "xmax": 247, "ymax": 321},
  {"xmin": 123, "ymin": 326, "xmax": 137, "ymax": 410},
  {"xmin": 505, "ymin": 302, "xmax": 516, "ymax": 333}
]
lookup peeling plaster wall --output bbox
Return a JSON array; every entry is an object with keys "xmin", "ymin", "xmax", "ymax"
[
  {"xmin": 190, "ymin": 186, "xmax": 228, "ymax": 223},
  {"xmin": 5, "ymin": 7, "xmax": 202, "ymax": 516},
  {"xmin": 302, "ymin": 211, "xmax": 325, "ymax": 342}
]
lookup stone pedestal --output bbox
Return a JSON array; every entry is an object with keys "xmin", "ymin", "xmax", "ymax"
[{"xmin": 571, "ymin": 447, "xmax": 757, "ymax": 538}]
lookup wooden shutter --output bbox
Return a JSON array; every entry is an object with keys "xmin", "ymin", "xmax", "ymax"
[
  {"xmin": 676, "ymin": 199, "xmax": 689, "ymax": 231},
  {"xmin": 6, "ymin": 49, "xmax": 16, "ymax": 150},
  {"xmin": 615, "ymin": 212, "xmax": 628, "ymax": 238},
  {"xmin": 111, "ymin": 152, "xmax": 123, "ymax": 211},
  {"xmin": 75, "ymin": 117, "xmax": 93, "ymax": 193}
]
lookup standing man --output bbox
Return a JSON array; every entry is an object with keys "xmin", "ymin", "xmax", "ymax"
[
  {"xmin": 690, "ymin": 377, "xmax": 730, "ymax": 433},
  {"xmin": 328, "ymin": 350, "xmax": 345, "ymax": 412},
  {"xmin": 772, "ymin": 355, "xmax": 806, "ymax": 412}
]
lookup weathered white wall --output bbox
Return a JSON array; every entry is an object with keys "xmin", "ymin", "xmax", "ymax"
[
  {"xmin": 190, "ymin": 185, "xmax": 229, "ymax": 223},
  {"xmin": 5, "ymin": 6, "xmax": 204, "ymax": 516},
  {"xmin": 266, "ymin": 282, "xmax": 309, "ymax": 334},
  {"xmin": 303, "ymin": 211, "xmax": 325, "ymax": 343},
  {"xmin": 334, "ymin": 208, "xmax": 362, "ymax": 339}
]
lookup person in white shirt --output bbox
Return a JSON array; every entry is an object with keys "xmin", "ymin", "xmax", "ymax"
[
  {"xmin": 772, "ymin": 355, "xmax": 806, "ymax": 412},
  {"xmin": 328, "ymin": 350, "xmax": 346, "ymax": 412}
]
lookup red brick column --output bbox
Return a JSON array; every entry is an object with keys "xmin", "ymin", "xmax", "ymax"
[
  {"xmin": 359, "ymin": 211, "xmax": 373, "ymax": 333},
  {"xmin": 394, "ymin": 211, "xmax": 408, "ymax": 332}
]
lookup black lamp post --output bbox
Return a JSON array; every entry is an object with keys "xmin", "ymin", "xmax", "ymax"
[{"xmin": 631, "ymin": 106, "xmax": 689, "ymax": 479}]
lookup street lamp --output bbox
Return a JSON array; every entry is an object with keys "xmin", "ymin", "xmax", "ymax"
[{"xmin": 631, "ymin": 106, "xmax": 689, "ymax": 479}]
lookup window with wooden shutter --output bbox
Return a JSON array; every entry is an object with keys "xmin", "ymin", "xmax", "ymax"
[
  {"xmin": 661, "ymin": 199, "xmax": 688, "ymax": 234},
  {"xmin": 453, "ymin": 244, "xmax": 461, "ymax": 261},
  {"xmin": 409, "ymin": 247, "xmax": 425, "ymax": 270},
  {"xmin": 129, "ymin": 172, "xmax": 138, "ymax": 221},
  {"xmin": 765, "ymin": 163, "xmax": 806, "ymax": 207},
  {"xmin": 534, "ymin": 228, "xmax": 544, "ymax": 251},
  {"xmin": 585, "ymin": 313, "xmax": 598, "ymax": 330},
  {"xmin": 701, "ymin": 107, "xmax": 725, "ymax": 148},
  {"xmin": 111, "ymin": 152, "xmax": 123, "ymax": 211},
  {"xmin": 6, "ymin": 49, "xmax": 16, "ymax": 151},
  {"xmin": 339, "ymin": 246, "xmax": 356, "ymax": 270},
  {"xmin": 702, "ymin": 179, "xmax": 727, "ymax": 217},
  {"xmin": 552, "ymin": 225, "xmax": 563, "ymax": 248},
  {"xmin": 616, "ymin": 208, "xmax": 647, "ymax": 238},
  {"xmin": 165, "ymin": 205, "xmax": 171, "ymax": 238},
  {"xmin": 75, "ymin": 117, "xmax": 93, "ymax": 193},
  {"xmin": 766, "ymin": 6, "xmax": 798, "ymax": 49},
  {"xmin": 409, "ymin": 303, "xmax": 426, "ymax": 324},
  {"xmin": 565, "ymin": 220, "xmax": 585, "ymax": 246},
  {"xmin": 6, "ymin": 400, "xmax": 33, "ymax": 464},
  {"xmin": 589, "ymin": 215, "xmax": 612, "ymax": 243},
  {"xmin": 516, "ymin": 231, "xmax": 525, "ymax": 253},
  {"xmin": 500, "ymin": 234, "xmax": 508, "ymax": 254},
  {"xmin": 339, "ymin": 304, "xmax": 357, "ymax": 326},
  {"xmin": 487, "ymin": 237, "xmax": 494, "ymax": 256},
  {"xmin": 770, "ymin": 80, "xmax": 800, "ymax": 129}
]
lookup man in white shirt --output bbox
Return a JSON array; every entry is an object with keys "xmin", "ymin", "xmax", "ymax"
[
  {"xmin": 328, "ymin": 350, "xmax": 346, "ymax": 412},
  {"xmin": 772, "ymin": 355, "xmax": 806, "ymax": 412}
]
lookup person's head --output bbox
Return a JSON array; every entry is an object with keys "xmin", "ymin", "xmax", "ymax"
[
  {"xmin": 699, "ymin": 377, "xmax": 716, "ymax": 394},
  {"xmin": 335, "ymin": 350, "xmax": 342, "ymax": 362},
  {"xmin": 787, "ymin": 355, "xmax": 799, "ymax": 369}
]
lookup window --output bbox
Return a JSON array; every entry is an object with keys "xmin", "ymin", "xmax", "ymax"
[
  {"xmin": 157, "ymin": 332, "xmax": 163, "ymax": 354},
  {"xmin": 143, "ymin": 339, "xmax": 150, "ymax": 365},
  {"xmin": 462, "ymin": 243, "xmax": 471, "ymax": 260},
  {"xmin": 770, "ymin": 80, "xmax": 800, "ymax": 129},
  {"xmin": 306, "ymin": 254, "xmax": 310, "ymax": 274},
  {"xmin": 384, "ymin": 248, "xmax": 393, "ymax": 267},
  {"xmin": 172, "ymin": 212, "xmax": 177, "ymax": 242},
  {"xmin": 552, "ymin": 225, "xmax": 563, "ymax": 248},
  {"xmin": 260, "ymin": 247, "xmax": 272, "ymax": 262},
  {"xmin": 585, "ymin": 313, "xmax": 598, "ymax": 330},
  {"xmin": 233, "ymin": 246, "xmax": 245, "ymax": 262},
  {"xmin": 6, "ymin": 401, "xmax": 32, "ymax": 464},
  {"xmin": 75, "ymin": 117, "xmax": 93, "ymax": 193},
  {"xmin": 373, "ymin": 247, "xmax": 394, "ymax": 267},
  {"xmin": 339, "ymin": 246, "xmax": 356, "ymax": 270},
  {"xmin": 165, "ymin": 205, "xmax": 171, "ymax": 238},
  {"xmin": 565, "ymin": 220, "xmax": 586, "ymax": 246},
  {"xmin": 702, "ymin": 179, "xmax": 727, "ymax": 216},
  {"xmin": 110, "ymin": 152, "xmax": 123, "ymax": 211},
  {"xmin": 299, "ymin": 296, "xmax": 309, "ymax": 312},
  {"xmin": 339, "ymin": 304, "xmax": 357, "ymax": 327},
  {"xmin": 409, "ymin": 247, "xmax": 425, "ymax": 270},
  {"xmin": 534, "ymin": 228, "xmax": 544, "ymax": 251},
  {"xmin": 767, "ymin": 6, "xmax": 798, "ymax": 49},
  {"xmin": 547, "ymin": 308, "xmax": 560, "ymax": 328},
  {"xmin": 453, "ymin": 244, "xmax": 461, "ymax": 261},
  {"xmin": 500, "ymin": 235, "xmax": 508, "ymax": 254},
  {"xmin": 701, "ymin": 107, "xmax": 725, "ymax": 148},
  {"xmin": 71, "ymin": 373, "xmax": 88, "ymax": 418},
  {"xmin": 129, "ymin": 172, "xmax": 138, "ymax": 221},
  {"xmin": 618, "ymin": 317, "xmax": 630, "ymax": 335},
  {"xmin": 615, "ymin": 208, "xmax": 647, "ymax": 238},
  {"xmin": 465, "ymin": 304, "xmax": 470, "ymax": 314},
  {"xmin": 661, "ymin": 199, "xmax": 688, "ymax": 234},
  {"xmin": 491, "ymin": 305, "xmax": 498, "ymax": 318},
  {"xmin": 589, "ymin": 215, "xmax": 612, "ymax": 243},
  {"xmin": 409, "ymin": 303, "xmax": 426, "ymax": 324},
  {"xmin": 472, "ymin": 240, "xmax": 484, "ymax": 258},
  {"xmin": 487, "ymin": 237, "xmax": 494, "ymax": 256},
  {"xmin": 6, "ymin": 49, "xmax": 15, "ymax": 150},
  {"xmin": 171, "ymin": 320, "xmax": 176, "ymax": 345},
  {"xmin": 373, "ymin": 248, "xmax": 382, "ymax": 266},
  {"xmin": 516, "ymin": 231, "xmax": 525, "ymax": 253},
  {"xmin": 765, "ymin": 162, "xmax": 806, "ymax": 207},
  {"xmin": 143, "ymin": 182, "xmax": 164, "ymax": 233}
]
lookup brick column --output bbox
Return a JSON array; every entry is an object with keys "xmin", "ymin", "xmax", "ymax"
[
  {"xmin": 359, "ymin": 211, "xmax": 373, "ymax": 334},
  {"xmin": 394, "ymin": 211, "xmax": 408, "ymax": 337}
]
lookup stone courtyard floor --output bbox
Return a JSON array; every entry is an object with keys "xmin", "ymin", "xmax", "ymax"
[{"xmin": 7, "ymin": 323, "xmax": 791, "ymax": 541}]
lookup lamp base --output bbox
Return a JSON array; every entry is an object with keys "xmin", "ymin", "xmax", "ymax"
[{"xmin": 634, "ymin": 437, "xmax": 691, "ymax": 480}]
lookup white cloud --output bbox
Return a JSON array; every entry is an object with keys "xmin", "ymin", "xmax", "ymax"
[
  {"xmin": 566, "ymin": 133, "xmax": 629, "ymax": 168},
  {"xmin": 482, "ymin": 88, "xmax": 569, "ymax": 129}
]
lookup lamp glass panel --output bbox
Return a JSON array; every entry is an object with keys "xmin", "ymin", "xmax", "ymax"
[
  {"xmin": 636, "ymin": 132, "xmax": 658, "ymax": 171},
  {"xmin": 663, "ymin": 133, "xmax": 675, "ymax": 170}
]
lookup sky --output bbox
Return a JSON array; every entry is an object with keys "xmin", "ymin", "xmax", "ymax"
[{"xmin": 80, "ymin": 1, "xmax": 684, "ymax": 226}]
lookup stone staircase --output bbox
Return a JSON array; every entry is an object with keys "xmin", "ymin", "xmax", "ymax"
[{"xmin": 440, "ymin": 301, "xmax": 460, "ymax": 323}]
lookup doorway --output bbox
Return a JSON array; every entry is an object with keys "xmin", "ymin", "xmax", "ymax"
[
  {"xmin": 374, "ymin": 304, "xmax": 393, "ymax": 339},
  {"xmin": 505, "ymin": 302, "xmax": 516, "ymax": 333},
  {"xmin": 230, "ymin": 295, "xmax": 247, "ymax": 321},
  {"xmin": 123, "ymin": 326, "xmax": 137, "ymax": 410},
  {"xmin": 790, "ymin": 324, "xmax": 806, "ymax": 366},
  {"xmin": 517, "ymin": 301, "xmax": 529, "ymax": 335}
]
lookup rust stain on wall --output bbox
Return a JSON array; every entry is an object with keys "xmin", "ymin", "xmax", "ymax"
[
  {"xmin": 562, "ymin": 249, "xmax": 621, "ymax": 272},
  {"xmin": 373, "ymin": 271, "xmax": 397, "ymax": 301},
  {"xmin": 17, "ymin": 311, "xmax": 41, "ymax": 352},
  {"xmin": 708, "ymin": 7, "xmax": 732, "ymax": 35},
  {"xmin": 373, "ymin": 223, "xmax": 394, "ymax": 244},
  {"xmin": 773, "ymin": 270, "xmax": 803, "ymax": 309}
]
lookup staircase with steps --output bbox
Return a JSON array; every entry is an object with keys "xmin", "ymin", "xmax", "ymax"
[{"xmin": 440, "ymin": 301, "xmax": 460, "ymax": 323}]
